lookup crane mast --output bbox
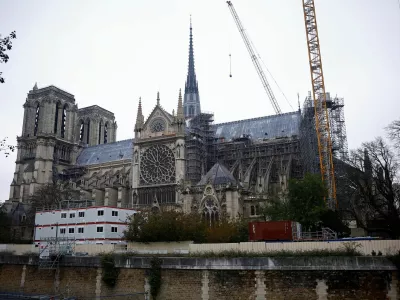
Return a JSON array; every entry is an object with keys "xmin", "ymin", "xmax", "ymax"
[
  {"xmin": 227, "ymin": 1, "xmax": 282, "ymax": 115},
  {"xmin": 302, "ymin": 0, "xmax": 337, "ymax": 208}
]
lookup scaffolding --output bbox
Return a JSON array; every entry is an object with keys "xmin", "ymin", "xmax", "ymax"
[
  {"xmin": 300, "ymin": 92, "xmax": 349, "ymax": 207},
  {"xmin": 38, "ymin": 236, "xmax": 75, "ymax": 270},
  {"xmin": 215, "ymin": 136, "xmax": 303, "ymax": 191},
  {"xmin": 185, "ymin": 112, "xmax": 215, "ymax": 184},
  {"xmin": 184, "ymin": 111, "xmax": 304, "ymax": 196},
  {"xmin": 36, "ymin": 199, "xmax": 96, "ymax": 212},
  {"xmin": 57, "ymin": 166, "xmax": 87, "ymax": 182}
]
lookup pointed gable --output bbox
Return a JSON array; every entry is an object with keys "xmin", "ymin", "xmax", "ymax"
[
  {"xmin": 140, "ymin": 93, "xmax": 179, "ymax": 139},
  {"xmin": 197, "ymin": 162, "xmax": 237, "ymax": 186}
]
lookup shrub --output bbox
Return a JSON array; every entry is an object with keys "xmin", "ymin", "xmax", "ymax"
[
  {"xmin": 149, "ymin": 257, "xmax": 162, "ymax": 299},
  {"xmin": 190, "ymin": 248, "xmax": 364, "ymax": 258},
  {"xmin": 100, "ymin": 253, "xmax": 120, "ymax": 288},
  {"xmin": 124, "ymin": 210, "xmax": 248, "ymax": 244},
  {"xmin": 340, "ymin": 241, "xmax": 362, "ymax": 255}
]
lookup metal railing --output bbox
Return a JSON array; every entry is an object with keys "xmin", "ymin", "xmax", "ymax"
[{"xmin": 293, "ymin": 227, "xmax": 338, "ymax": 241}]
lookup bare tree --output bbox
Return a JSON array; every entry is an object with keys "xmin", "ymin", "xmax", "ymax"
[
  {"xmin": 0, "ymin": 31, "xmax": 17, "ymax": 83},
  {"xmin": 26, "ymin": 183, "xmax": 77, "ymax": 223},
  {"xmin": 344, "ymin": 137, "xmax": 400, "ymax": 238},
  {"xmin": 386, "ymin": 119, "xmax": 400, "ymax": 150},
  {"xmin": 1, "ymin": 137, "xmax": 16, "ymax": 157}
]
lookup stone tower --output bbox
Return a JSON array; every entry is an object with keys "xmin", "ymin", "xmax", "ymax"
[
  {"xmin": 9, "ymin": 84, "xmax": 79, "ymax": 202},
  {"xmin": 183, "ymin": 18, "xmax": 201, "ymax": 119},
  {"xmin": 132, "ymin": 91, "xmax": 186, "ymax": 208},
  {"xmin": 75, "ymin": 105, "xmax": 117, "ymax": 146}
]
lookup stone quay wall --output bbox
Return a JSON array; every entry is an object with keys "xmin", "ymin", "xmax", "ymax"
[{"xmin": 0, "ymin": 255, "xmax": 398, "ymax": 299}]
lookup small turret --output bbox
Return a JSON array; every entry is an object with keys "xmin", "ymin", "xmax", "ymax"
[
  {"xmin": 134, "ymin": 97, "xmax": 144, "ymax": 138},
  {"xmin": 177, "ymin": 89, "xmax": 184, "ymax": 120},
  {"xmin": 173, "ymin": 89, "xmax": 185, "ymax": 134}
]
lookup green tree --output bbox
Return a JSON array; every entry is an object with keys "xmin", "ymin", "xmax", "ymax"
[
  {"xmin": 262, "ymin": 196, "xmax": 291, "ymax": 222},
  {"xmin": 0, "ymin": 204, "xmax": 11, "ymax": 242},
  {"xmin": 288, "ymin": 173, "xmax": 328, "ymax": 230},
  {"xmin": 0, "ymin": 31, "xmax": 17, "ymax": 83},
  {"xmin": 263, "ymin": 173, "xmax": 328, "ymax": 230}
]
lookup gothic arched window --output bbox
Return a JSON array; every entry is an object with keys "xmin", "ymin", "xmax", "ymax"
[
  {"xmin": 98, "ymin": 120, "xmax": 103, "ymax": 144},
  {"xmin": 54, "ymin": 102, "xmax": 60, "ymax": 134},
  {"xmin": 189, "ymin": 105, "xmax": 194, "ymax": 116},
  {"xmin": 202, "ymin": 196, "xmax": 219, "ymax": 227},
  {"xmin": 251, "ymin": 205, "xmax": 255, "ymax": 216},
  {"xmin": 61, "ymin": 104, "xmax": 67, "ymax": 138},
  {"xmin": 104, "ymin": 122, "xmax": 108, "ymax": 144},
  {"xmin": 86, "ymin": 120, "xmax": 90, "ymax": 144},
  {"xmin": 34, "ymin": 104, "xmax": 40, "ymax": 136},
  {"xmin": 79, "ymin": 120, "xmax": 84, "ymax": 142}
]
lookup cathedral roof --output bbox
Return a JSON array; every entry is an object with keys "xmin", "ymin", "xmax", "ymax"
[
  {"xmin": 197, "ymin": 162, "xmax": 237, "ymax": 186},
  {"xmin": 75, "ymin": 112, "xmax": 300, "ymax": 166},
  {"xmin": 76, "ymin": 139, "xmax": 133, "ymax": 166},
  {"xmin": 212, "ymin": 111, "xmax": 300, "ymax": 141}
]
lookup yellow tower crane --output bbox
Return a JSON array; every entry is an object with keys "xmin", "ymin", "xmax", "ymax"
[{"xmin": 302, "ymin": 0, "xmax": 337, "ymax": 208}]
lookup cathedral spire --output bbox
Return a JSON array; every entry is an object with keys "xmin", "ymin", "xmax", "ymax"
[
  {"xmin": 157, "ymin": 91, "xmax": 160, "ymax": 106},
  {"xmin": 185, "ymin": 16, "xmax": 197, "ymax": 95},
  {"xmin": 184, "ymin": 16, "xmax": 201, "ymax": 119}
]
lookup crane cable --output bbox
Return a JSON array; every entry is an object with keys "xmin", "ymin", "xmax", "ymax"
[{"xmin": 246, "ymin": 28, "xmax": 295, "ymax": 111}]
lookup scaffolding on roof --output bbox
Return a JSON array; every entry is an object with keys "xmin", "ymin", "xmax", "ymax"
[
  {"xmin": 36, "ymin": 199, "xmax": 96, "ymax": 212},
  {"xmin": 300, "ymin": 92, "xmax": 349, "ymax": 208},
  {"xmin": 185, "ymin": 112, "xmax": 216, "ymax": 184}
]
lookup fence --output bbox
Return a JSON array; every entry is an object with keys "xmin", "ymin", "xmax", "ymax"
[
  {"xmin": 189, "ymin": 239, "xmax": 400, "ymax": 255},
  {"xmin": 1, "ymin": 239, "xmax": 399, "ymax": 256}
]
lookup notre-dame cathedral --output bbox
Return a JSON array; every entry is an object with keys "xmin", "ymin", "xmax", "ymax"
[{"xmin": 7, "ymin": 22, "xmax": 347, "ymax": 223}]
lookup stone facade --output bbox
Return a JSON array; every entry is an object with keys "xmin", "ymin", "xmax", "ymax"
[
  {"xmin": 8, "ymin": 84, "xmax": 117, "ymax": 205},
  {"xmin": 76, "ymin": 105, "xmax": 117, "ymax": 146},
  {"xmin": 132, "ymin": 91, "xmax": 186, "ymax": 210},
  {"xmin": 7, "ymin": 22, "xmax": 305, "ymax": 225}
]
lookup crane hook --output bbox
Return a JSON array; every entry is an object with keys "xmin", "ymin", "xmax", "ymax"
[{"xmin": 229, "ymin": 53, "xmax": 232, "ymax": 78}]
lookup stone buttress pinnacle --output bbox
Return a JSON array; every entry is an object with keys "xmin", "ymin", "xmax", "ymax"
[
  {"xmin": 177, "ymin": 89, "xmax": 184, "ymax": 119},
  {"xmin": 135, "ymin": 97, "xmax": 144, "ymax": 130}
]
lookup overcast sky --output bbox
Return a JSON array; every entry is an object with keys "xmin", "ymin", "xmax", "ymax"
[{"xmin": 0, "ymin": 0, "xmax": 399, "ymax": 201}]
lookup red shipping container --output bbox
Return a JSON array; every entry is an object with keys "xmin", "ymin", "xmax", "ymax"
[{"xmin": 248, "ymin": 221, "xmax": 301, "ymax": 241}]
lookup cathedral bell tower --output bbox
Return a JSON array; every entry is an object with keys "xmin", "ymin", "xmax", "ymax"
[
  {"xmin": 10, "ymin": 84, "xmax": 79, "ymax": 202},
  {"xmin": 132, "ymin": 91, "xmax": 186, "ymax": 208}
]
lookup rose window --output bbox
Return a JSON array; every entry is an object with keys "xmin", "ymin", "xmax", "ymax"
[
  {"xmin": 150, "ymin": 119, "xmax": 166, "ymax": 133},
  {"xmin": 140, "ymin": 145, "xmax": 175, "ymax": 185}
]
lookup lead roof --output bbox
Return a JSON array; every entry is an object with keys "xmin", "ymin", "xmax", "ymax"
[{"xmin": 75, "ymin": 111, "xmax": 300, "ymax": 166}]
